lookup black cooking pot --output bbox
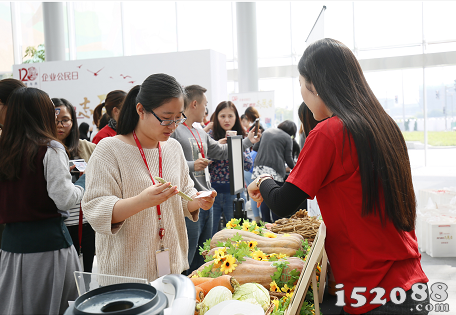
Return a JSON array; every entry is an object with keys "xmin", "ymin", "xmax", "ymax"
[{"xmin": 64, "ymin": 282, "xmax": 168, "ymax": 315}]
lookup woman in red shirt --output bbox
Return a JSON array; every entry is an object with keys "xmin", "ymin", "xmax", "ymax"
[
  {"xmin": 92, "ymin": 90, "xmax": 126, "ymax": 144},
  {"xmin": 248, "ymin": 38, "xmax": 429, "ymax": 315}
]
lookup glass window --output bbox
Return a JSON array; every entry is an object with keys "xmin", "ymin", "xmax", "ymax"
[
  {"xmin": 364, "ymin": 69, "xmax": 425, "ymax": 167},
  {"xmin": 354, "ymin": 2, "xmax": 422, "ymax": 50},
  {"xmin": 176, "ymin": 2, "xmax": 234, "ymax": 60},
  {"xmin": 0, "ymin": 2, "xmax": 14, "ymax": 73},
  {"xmin": 20, "ymin": 2, "xmax": 44, "ymax": 61},
  {"xmin": 73, "ymin": 2, "xmax": 123, "ymax": 60},
  {"xmin": 122, "ymin": 2, "xmax": 177, "ymax": 55}
]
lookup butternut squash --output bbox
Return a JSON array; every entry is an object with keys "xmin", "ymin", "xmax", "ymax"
[
  {"xmin": 189, "ymin": 257, "xmax": 305, "ymax": 290},
  {"xmin": 210, "ymin": 229, "xmax": 303, "ymax": 257}
]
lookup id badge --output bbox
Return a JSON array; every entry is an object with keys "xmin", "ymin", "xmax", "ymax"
[
  {"xmin": 78, "ymin": 253, "xmax": 84, "ymax": 269},
  {"xmin": 204, "ymin": 166, "xmax": 211, "ymax": 184},
  {"xmin": 156, "ymin": 248, "xmax": 171, "ymax": 277}
]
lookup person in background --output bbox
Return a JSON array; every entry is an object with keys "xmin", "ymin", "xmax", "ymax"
[
  {"xmin": 252, "ymin": 120, "xmax": 300, "ymax": 223},
  {"xmin": 0, "ymin": 78, "xmax": 25, "ymax": 137},
  {"xmin": 171, "ymin": 84, "xmax": 260, "ymax": 274},
  {"xmin": 0, "ymin": 78, "xmax": 26, "ymax": 247},
  {"xmin": 97, "ymin": 113, "xmax": 109, "ymax": 132},
  {"xmin": 53, "ymin": 98, "xmax": 96, "ymax": 273},
  {"xmin": 78, "ymin": 122, "xmax": 93, "ymax": 141},
  {"xmin": 244, "ymin": 106, "xmax": 265, "ymax": 133},
  {"xmin": 82, "ymin": 74, "xmax": 216, "ymax": 282},
  {"xmin": 0, "ymin": 87, "xmax": 83, "ymax": 314},
  {"xmin": 92, "ymin": 90, "xmax": 126, "ymax": 144},
  {"xmin": 248, "ymin": 38, "xmax": 429, "ymax": 315},
  {"xmin": 202, "ymin": 107, "xmax": 213, "ymax": 133},
  {"xmin": 240, "ymin": 114, "xmax": 250, "ymax": 133},
  {"xmin": 208, "ymin": 101, "xmax": 253, "ymax": 235}
]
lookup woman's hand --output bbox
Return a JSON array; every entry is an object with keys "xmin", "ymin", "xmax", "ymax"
[
  {"xmin": 138, "ymin": 182, "xmax": 179, "ymax": 209},
  {"xmin": 248, "ymin": 180, "xmax": 263, "ymax": 207},
  {"xmin": 195, "ymin": 190, "xmax": 217, "ymax": 210},
  {"xmin": 218, "ymin": 138, "xmax": 227, "ymax": 144},
  {"xmin": 247, "ymin": 128, "xmax": 262, "ymax": 144},
  {"xmin": 203, "ymin": 121, "xmax": 213, "ymax": 133}
]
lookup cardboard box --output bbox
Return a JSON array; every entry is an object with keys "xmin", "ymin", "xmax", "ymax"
[{"xmin": 426, "ymin": 219, "xmax": 456, "ymax": 257}]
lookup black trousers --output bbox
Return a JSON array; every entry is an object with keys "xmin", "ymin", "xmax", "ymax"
[{"xmin": 67, "ymin": 223, "xmax": 96, "ymax": 273}]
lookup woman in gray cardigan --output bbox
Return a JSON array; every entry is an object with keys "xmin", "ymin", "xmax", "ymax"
[{"xmin": 252, "ymin": 120, "xmax": 300, "ymax": 222}]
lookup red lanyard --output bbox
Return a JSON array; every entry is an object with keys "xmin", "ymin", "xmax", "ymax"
[
  {"xmin": 132, "ymin": 130, "xmax": 165, "ymax": 240},
  {"xmin": 183, "ymin": 122, "xmax": 205, "ymax": 158}
]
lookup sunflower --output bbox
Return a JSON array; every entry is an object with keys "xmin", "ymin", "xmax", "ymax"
[
  {"xmin": 252, "ymin": 229, "xmax": 260, "ymax": 235},
  {"xmin": 272, "ymin": 299, "xmax": 279, "ymax": 310},
  {"xmin": 264, "ymin": 232, "xmax": 277, "ymax": 238},
  {"xmin": 286, "ymin": 292, "xmax": 294, "ymax": 299},
  {"xmin": 191, "ymin": 274, "xmax": 199, "ymax": 278},
  {"xmin": 248, "ymin": 240, "xmax": 258, "ymax": 250},
  {"xmin": 226, "ymin": 221, "xmax": 234, "ymax": 229},
  {"xmin": 281, "ymin": 284, "xmax": 293, "ymax": 294},
  {"xmin": 277, "ymin": 253, "xmax": 288, "ymax": 259},
  {"xmin": 220, "ymin": 255, "xmax": 237, "ymax": 274},
  {"xmin": 283, "ymin": 233, "xmax": 291, "ymax": 237},
  {"xmin": 270, "ymin": 280, "xmax": 280, "ymax": 292},
  {"xmin": 252, "ymin": 250, "xmax": 268, "ymax": 261}
]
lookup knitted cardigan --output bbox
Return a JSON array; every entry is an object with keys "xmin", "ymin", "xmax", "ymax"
[{"xmin": 82, "ymin": 137, "xmax": 198, "ymax": 282}]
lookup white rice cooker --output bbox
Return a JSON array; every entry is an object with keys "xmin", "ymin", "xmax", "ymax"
[{"xmin": 64, "ymin": 274, "xmax": 196, "ymax": 315}]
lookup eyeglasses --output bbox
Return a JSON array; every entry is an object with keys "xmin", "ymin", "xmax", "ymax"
[
  {"xmin": 150, "ymin": 110, "xmax": 187, "ymax": 126},
  {"xmin": 56, "ymin": 118, "xmax": 73, "ymax": 127}
]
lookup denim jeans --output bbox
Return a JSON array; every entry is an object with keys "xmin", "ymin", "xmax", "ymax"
[
  {"xmin": 185, "ymin": 206, "xmax": 213, "ymax": 274},
  {"xmin": 212, "ymin": 191, "xmax": 246, "ymax": 236},
  {"xmin": 244, "ymin": 170, "xmax": 260, "ymax": 219}
]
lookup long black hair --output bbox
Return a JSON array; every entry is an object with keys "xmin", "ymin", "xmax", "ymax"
[
  {"xmin": 117, "ymin": 73, "xmax": 185, "ymax": 135},
  {"xmin": 277, "ymin": 120, "xmax": 300, "ymax": 160},
  {"xmin": 0, "ymin": 88, "xmax": 59, "ymax": 180},
  {"xmin": 298, "ymin": 38, "xmax": 415, "ymax": 231},
  {"xmin": 93, "ymin": 90, "xmax": 126, "ymax": 126},
  {"xmin": 298, "ymin": 101, "xmax": 319, "ymax": 137},
  {"xmin": 211, "ymin": 101, "xmax": 246, "ymax": 140},
  {"xmin": 52, "ymin": 98, "xmax": 79, "ymax": 159}
]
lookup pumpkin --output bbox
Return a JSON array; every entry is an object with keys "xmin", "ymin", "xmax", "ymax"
[
  {"xmin": 210, "ymin": 229, "xmax": 303, "ymax": 257},
  {"xmin": 189, "ymin": 257, "xmax": 306, "ymax": 290}
]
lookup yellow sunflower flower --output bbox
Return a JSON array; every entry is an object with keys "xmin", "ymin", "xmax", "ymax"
[
  {"xmin": 191, "ymin": 274, "xmax": 199, "ymax": 278},
  {"xmin": 242, "ymin": 221, "xmax": 251, "ymax": 230},
  {"xmin": 277, "ymin": 253, "xmax": 288, "ymax": 259},
  {"xmin": 270, "ymin": 280, "xmax": 280, "ymax": 292},
  {"xmin": 252, "ymin": 229, "xmax": 260, "ymax": 235},
  {"xmin": 281, "ymin": 284, "xmax": 293, "ymax": 294},
  {"xmin": 272, "ymin": 299, "xmax": 279, "ymax": 310},
  {"xmin": 252, "ymin": 250, "xmax": 268, "ymax": 261},
  {"xmin": 264, "ymin": 232, "xmax": 277, "ymax": 238},
  {"xmin": 286, "ymin": 292, "xmax": 294, "ymax": 300},
  {"xmin": 220, "ymin": 255, "xmax": 237, "ymax": 274},
  {"xmin": 283, "ymin": 233, "xmax": 291, "ymax": 237},
  {"xmin": 248, "ymin": 241, "xmax": 258, "ymax": 250},
  {"xmin": 226, "ymin": 222, "xmax": 233, "ymax": 229}
]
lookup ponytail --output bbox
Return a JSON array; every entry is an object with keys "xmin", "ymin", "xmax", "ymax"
[
  {"xmin": 93, "ymin": 102, "xmax": 105, "ymax": 128},
  {"xmin": 117, "ymin": 85, "xmax": 141, "ymax": 135}
]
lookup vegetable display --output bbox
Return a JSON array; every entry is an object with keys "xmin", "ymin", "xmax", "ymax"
[
  {"xmin": 268, "ymin": 209, "xmax": 321, "ymax": 240},
  {"xmin": 210, "ymin": 225, "xmax": 304, "ymax": 257},
  {"xmin": 232, "ymin": 283, "xmax": 271, "ymax": 311},
  {"xmin": 196, "ymin": 286, "xmax": 232, "ymax": 315}
]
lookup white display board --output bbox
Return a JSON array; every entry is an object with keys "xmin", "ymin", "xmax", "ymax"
[
  {"xmin": 13, "ymin": 50, "xmax": 227, "ymax": 128},
  {"xmin": 229, "ymin": 91, "xmax": 275, "ymax": 129}
]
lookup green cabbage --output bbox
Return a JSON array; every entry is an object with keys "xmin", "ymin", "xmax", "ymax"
[
  {"xmin": 196, "ymin": 286, "xmax": 232, "ymax": 315},
  {"xmin": 232, "ymin": 283, "xmax": 270, "ymax": 311}
]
